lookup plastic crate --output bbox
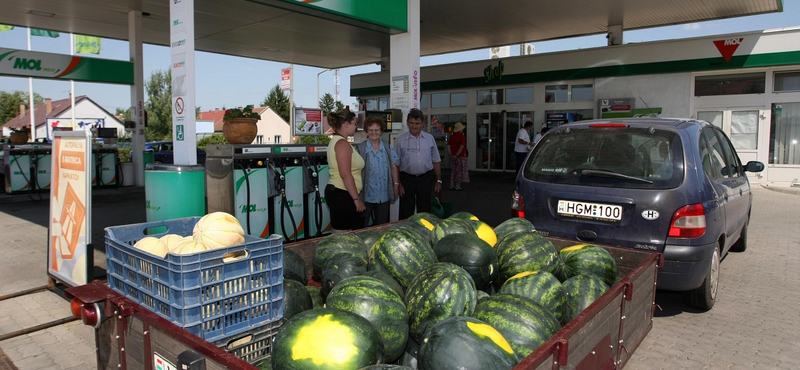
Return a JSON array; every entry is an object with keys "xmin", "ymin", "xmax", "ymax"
[
  {"xmin": 105, "ymin": 217, "xmax": 284, "ymax": 342},
  {"xmin": 214, "ymin": 319, "xmax": 282, "ymax": 365}
]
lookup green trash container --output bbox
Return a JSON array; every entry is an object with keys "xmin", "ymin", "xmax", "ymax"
[
  {"xmin": 145, "ymin": 163, "xmax": 206, "ymax": 222},
  {"xmin": 142, "ymin": 150, "xmax": 154, "ymax": 172}
]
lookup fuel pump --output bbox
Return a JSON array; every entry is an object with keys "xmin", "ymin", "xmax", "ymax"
[
  {"xmin": 269, "ymin": 145, "xmax": 307, "ymax": 242},
  {"xmin": 304, "ymin": 144, "xmax": 331, "ymax": 238}
]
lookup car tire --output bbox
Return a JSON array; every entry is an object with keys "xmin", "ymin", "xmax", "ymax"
[
  {"xmin": 682, "ymin": 242, "xmax": 720, "ymax": 311},
  {"xmin": 730, "ymin": 217, "xmax": 748, "ymax": 253}
]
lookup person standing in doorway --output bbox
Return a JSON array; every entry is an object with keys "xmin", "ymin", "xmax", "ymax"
[
  {"xmin": 396, "ymin": 108, "xmax": 442, "ymax": 219},
  {"xmin": 356, "ymin": 116, "xmax": 401, "ymax": 227},
  {"xmin": 325, "ymin": 108, "xmax": 365, "ymax": 232},
  {"xmin": 448, "ymin": 121, "xmax": 469, "ymax": 191},
  {"xmin": 515, "ymin": 121, "xmax": 535, "ymax": 173}
]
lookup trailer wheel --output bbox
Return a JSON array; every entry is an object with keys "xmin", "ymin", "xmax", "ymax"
[{"xmin": 683, "ymin": 242, "xmax": 719, "ymax": 311}]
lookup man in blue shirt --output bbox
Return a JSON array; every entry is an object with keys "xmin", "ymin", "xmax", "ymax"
[{"xmin": 396, "ymin": 108, "xmax": 442, "ymax": 219}]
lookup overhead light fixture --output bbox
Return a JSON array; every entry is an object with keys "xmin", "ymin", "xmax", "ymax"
[{"xmin": 28, "ymin": 10, "xmax": 55, "ymax": 17}]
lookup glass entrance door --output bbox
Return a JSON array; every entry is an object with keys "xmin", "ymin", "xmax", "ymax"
[{"xmin": 476, "ymin": 111, "xmax": 533, "ymax": 171}]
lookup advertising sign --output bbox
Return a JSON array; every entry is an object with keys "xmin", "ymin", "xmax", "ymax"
[
  {"xmin": 294, "ymin": 108, "xmax": 323, "ymax": 136},
  {"xmin": 0, "ymin": 48, "xmax": 133, "ymax": 84},
  {"xmin": 599, "ymin": 98, "xmax": 636, "ymax": 118},
  {"xmin": 45, "ymin": 118, "xmax": 105, "ymax": 140},
  {"xmin": 170, "ymin": 0, "xmax": 198, "ymax": 164},
  {"xmin": 48, "ymin": 130, "xmax": 92, "ymax": 287},
  {"xmin": 281, "ymin": 68, "xmax": 291, "ymax": 91}
]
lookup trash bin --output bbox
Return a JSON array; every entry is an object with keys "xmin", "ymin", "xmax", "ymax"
[
  {"xmin": 142, "ymin": 150, "xmax": 154, "ymax": 172},
  {"xmin": 144, "ymin": 163, "xmax": 205, "ymax": 222}
]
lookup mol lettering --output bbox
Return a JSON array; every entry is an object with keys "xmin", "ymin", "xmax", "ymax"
[
  {"xmin": 12, "ymin": 58, "xmax": 42, "ymax": 71},
  {"xmin": 724, "ymin": 38, "xmax": 744, "ymax": 46}
]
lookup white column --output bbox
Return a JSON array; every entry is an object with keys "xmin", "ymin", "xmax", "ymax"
[
  {"xmin": 607, "ymin": 25, "xmax": 623, "ymax": 46},
  {"xmin": 129, "ymin": 10, "xmax": 146, "ymax": 186},
  {"xmin": 170, "ymin": 0, "xmax": 198, "ymax": 165},
  {"xmin": 389, "ymin": 0, "xmax": 421, "ymax": 132}
]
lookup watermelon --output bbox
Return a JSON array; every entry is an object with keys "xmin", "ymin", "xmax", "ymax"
[
  {"xmin": 361, "ymin": 270, "xmax": 404, "ymax": 298},
  {"xmin": 495, "ymin": 232, "xmax": 558, "ymax": 285},
  {"xmin": 431, "ymin": 218, "xmax": 475, "ymax": 245},
  {"xmin": 358, "ymin": 229, "xmax": 383, "ymax": 251},
  {"xmin": 555, "ymin": 244, "xmax": 618, "ymax": 286},
  {"xmin": 313, "ymin": 233, "xmax": 367, "ymax": 276},
  {"xmin": 404, "ymin": 262, "xmax": 477, "ymax": 342},
  {"xmin": 499, "ymin": 270, "xmax": 566, "ymax": 322},
  {"xmin": 471, "ymin": 293, "xmax": 561, "ymax": 359},
  {"xmin": 417, "ymin": 316, "xmax": 517, "ymax": 370},
  {"xmin": 369, "ymin": 228, "xmax": 437, "ymax": 289},
  {"xmin": 407, "ymin": 212, "xmax": 441, "ymax": 227},
  {"xmin": 476, "ymin": 290, "xmax": 491, "ymax": 303},
  {"xmin": 271, "ymin": 308, "xmax": 384, "ymax": 370},
  {"xmin": 359, "ymin": 366, "xmax": 415, "ymax": 370},
  {"xmin": 493, "ymin": 218, "xmax": 536, "ymax": 244},
  {"xmin": 284, "ymin": 279, "xmax": 313, "ymax": 320},
  {"xmin": 284, "ymin": 248, "xmax": 308, "ymax": 284},
  {"xmin": 389, "ymin": 220, "xmax": 434, "ymax": 245},
  {"xmin": 448, "ymin": 211, "xmax": 479, "ymax": 221},
  {"xmin": 562, "ymin": 275, "xmax": 610, "ymax": 323},
  {"xmin": 433, "ymin": 233, "xmax": 498, "ymax": 291},
  {"xmin": 321, "ymin": 253, "xmax": 368, "ymax": 299},
  {"xmin": 326, "ymin": 276, "xmax": 409, "ymax": 363},
  {"xmin": 468, "ymin": 220, "xmax": 498, "ymax": 247},
  {"xmin": 305, "ymin": 285, "xmax": 324, "ymax": 309}
]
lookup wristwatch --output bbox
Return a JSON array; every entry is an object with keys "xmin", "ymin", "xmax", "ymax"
[
  {"xmin": 394, "ymin": 182, "xmax": 400, "ymax": 185},
  {"xmin": 436, "ymin": 180, "xmax": 443, "ymax": 184}
]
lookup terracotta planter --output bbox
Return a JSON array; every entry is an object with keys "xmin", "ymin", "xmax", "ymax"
[
  {"xmin": 9, "ymin": 131, "xmax": 29, "ymax": 145},
  {"xmin": 222, "ymin": 118, "xmax": 258, "ymax": 144}
]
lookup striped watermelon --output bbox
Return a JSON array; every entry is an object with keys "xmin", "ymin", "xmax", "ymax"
[
  {"xmin": 431, "ymin": 218, "xmax": 475, "ymax": 245},
  {"xmin": 471, "ymin": 293, "xmax": 561, "ymax": 359},
  {"xmin": 369, "ymin": 228, "xmax": 437, "ymax": 289},
  {"xmin": 448, "ymin": 211, "xmax": 479, "ymax": 221},
  {"xmin": 493, "ymin": 218, "xmax": 536, "ymax": 245},
  {"xmin": 284, "ymin": 248, "xmax": 308, "ymax": 284},
  {"xmin": 359, "ymin": 365, "xmax": 415, "ymax": 370},
  {"xmin": 313, "ymin": 233, "xmax": 367, "ymax": 276},
  {"xmin": 284, "ymin": 279, "xmax": 313, "ymax": 320},
  {"xmin": 361, "ymin": 270, "xmax": 405, "ymax": 298},
  {"xmin": 390, "ymin": 220, "xmax": 435, "ymax": 245},
  {"xmin": 433, "ymin": 233, "xmax": 498, "ymax": 291},
  {"xmin": 496, "ymin": 232, "xmax": 558, "ymax": 285},
  {"xmin": 562, "ymin": 274, "xmax": 610, "ymax": 323},
  {"xmin": 404, "ymin": 262, "xmax": 477, "ymax": 342},
  {"xmin": 358, "ymin": 229, "xmax": 383, "ymax": 251},
  {"xmin": 555, "ymin": 244, "xmax": 618, "ymax": 286},
  {"xmin": 468, "ymin": 220, "xmax": 498, "ymax": 247},
  {"xmin": 321, "ymin": 253, "xmax": 368, "ymax": 299},
  {"xmin": 476, "ymin": 289, "xmax": 491, "ymax": 303},
  {"xmin": 499, "ymin": 270, "xmax": 566, "ymax": 322},
  {"xmin": 326, "ymin": 276, "xmax": 409, "ymax": 363},
  {"xmin": 407, "ymin": 212, "xmax": 441, "ymax": 227},
  {"xmin": 305, "ymin": 285, "xmax": 324, "ymax": 309},
  {"xmin": 272, "ymin": 308, "xmax": 384, "ymax": 370},
  {"xmin": 418, "ymin": 316, "xmax": 517, "ymax": 370}
]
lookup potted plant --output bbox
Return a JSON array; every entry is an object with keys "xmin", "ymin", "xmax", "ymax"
[
  {"xmin": 117, "ymin": 147, "xmax": 135, "ymax": 186},
  {"xmin": 222, "ymin": 105, "xmax": 260, "ymax": 144},
  {"xmin": 9, "ymin": 128, "xmax": 30, "ymax": 145}
]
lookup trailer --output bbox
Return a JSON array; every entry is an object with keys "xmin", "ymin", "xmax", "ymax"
[{"xmin": 65, "ymin": 222, "xmax": 661, "ymax": 370}]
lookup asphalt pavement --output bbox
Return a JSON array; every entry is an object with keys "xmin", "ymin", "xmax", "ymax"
[{"xmin": 0, "ymin": 173, "xmax": 798, "ymax": 370}]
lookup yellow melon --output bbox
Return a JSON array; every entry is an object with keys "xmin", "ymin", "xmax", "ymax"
[
  {"xmin": 193, "ymin": 212, "xmax": 245, "ymax": 249},
  {"xmin": 134, "ymin": 236, "xmax": 169, "ymax": 257},
  {"xmin": 158, "ymin": 234, "xmax": 186, "ymax": 253},
  {"xmin": 473, "ymin": 221, "xmax": 498, "ymax": 247},
  {"xmin": 172, "ymin": 239, "xmax": 212, "ymax": 255}
]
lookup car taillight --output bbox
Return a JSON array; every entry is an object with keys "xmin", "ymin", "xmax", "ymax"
[
  {"xmin": 668, "ymin": 204, "xmax": 706, "ymax": 238},
  {"xmin": 511, "ymin": 191, "xmax": 525, "ymax": 218},
  {"xmin": 70, "ymin": 298, "xmax": 103, "ymax": 328}
]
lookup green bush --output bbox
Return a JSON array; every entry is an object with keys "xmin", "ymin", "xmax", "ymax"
[
  {"xmin": 118, "ymin": 147, "xmax": 132, "ymax": 163},
  {"xmin": 298, "ymin": 135, "xmax": 331, "ymax": 145},
  {"xmin": 197, "ymin": 133, "xmax": 229, "ymax": 151}
]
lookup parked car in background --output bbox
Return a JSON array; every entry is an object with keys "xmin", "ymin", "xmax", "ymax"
[
  {"xmin": 145, "ymin": 141, "xmax": 206, "ymax": 165},
  {"xmin": 512, "ymin": 118, "xmax": 764, "ymax": 310}
]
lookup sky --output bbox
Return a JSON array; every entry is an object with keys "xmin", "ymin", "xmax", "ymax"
[{"xmin": 1, "ymin": 0, "xmax": 799, "ymax": 115}]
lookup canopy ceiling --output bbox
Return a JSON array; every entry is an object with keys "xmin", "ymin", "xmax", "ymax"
[{"xmin": 0, "ymin": 0, "xmax": 784, "ymax": 69}]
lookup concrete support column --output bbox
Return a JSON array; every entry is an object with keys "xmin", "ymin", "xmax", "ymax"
[
  {"xmin": 170, "ymin": 0, "xmax": 198, "ymax": 165},
  {"xmin": 607, "ymin": 24, "xmax": 623, "ymax": 46},
  {"xmin": 128, "ymin": 10, "xmax": 146, "ymax": 186},
  {"xmin": 389, "ymin": 0, "xmax": 421, "ymax": 132}
]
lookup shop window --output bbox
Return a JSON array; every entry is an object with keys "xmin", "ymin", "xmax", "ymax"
[
  {"xmin": 432, "ymin": 93, "xmax": 449, "ymax": 108},
  {"xmin": 505, "ymin": 87, "xmax": 534, "ymax": 104},
  {"xmin": 451, "ymin": 92, "xmax": 467, "ymax": 107},
  {"xmin": 365, "ymin": 98, "xmax": 379, "ymax": 111},
  {"xmin": 695, "ymin": 72, "xmax": 765, "ymax": 96},
  {"xmin": 774, "ymin": 71, "xmax": 800, "ymax": 92},
  {"xmin": 730, "ymin": 110, "xmax": 758, "ymax": 150},
  {"xmin": 379, "ymin": 97, "xmax": 389, "ymax": 111},
  {"xmin": 420, "ymin": 94, "xmax": 430, "ymax": 109},
  {"xmin": 571, "ymin": 84, "xmax": 594, "ymax": 101},
  {"xmin": 769, "ymin": 102, "xmax": 800, "ymax": 165},
  {"xmin": 477, "ymin": 89, "xmax": 504, "ymax": 105},
  {"xmin": 545, "ymin": 85, "xmax": 568, "ymax": 103}
]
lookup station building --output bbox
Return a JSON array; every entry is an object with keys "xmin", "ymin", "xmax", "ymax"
[{"xmin": 351, "ymin": 27, "xmax": 800, "ymax": 184}]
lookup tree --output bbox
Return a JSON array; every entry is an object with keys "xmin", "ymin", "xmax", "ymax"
[
  {"xmin": 318, "ymin": 93, "xmax": 345, "ymax": 115},
  {"xmin": 261, "ymin": 84, "xmax": 291, "ymax": 123},
  {"xmin": 144, "ymin": 69, "xmax": 173, "ymax": 141},
  {"xmin": 0, "ymin": 91, "xmax": 44, "ymax": 125}
]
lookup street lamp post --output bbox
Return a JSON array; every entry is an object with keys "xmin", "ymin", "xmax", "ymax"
[{"xmin": 316, "ymin": 69, "xmax": 332, "ymax": 109}]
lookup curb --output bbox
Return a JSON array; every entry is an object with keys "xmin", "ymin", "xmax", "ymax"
[{"xmin": 759, "ymin": 183, "xmax": 800, "ymax": 195}]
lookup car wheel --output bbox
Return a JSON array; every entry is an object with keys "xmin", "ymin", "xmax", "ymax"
[
  {"xmin": 682, "ymin": 242, "xmax": 720, "ymax": 311},
  {"xmin": 730, "ymin": 217, "xmax": 748, "ymax": 253}
]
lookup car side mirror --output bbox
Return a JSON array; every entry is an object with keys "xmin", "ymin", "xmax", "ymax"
[{"xmin": 745, "ymin": 161, "xmax": 765, "ymax": 173}]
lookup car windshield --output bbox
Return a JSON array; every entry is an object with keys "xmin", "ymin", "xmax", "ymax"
[{"xmin": 523, "ymin": 127, "xmax": 684, "ymax": 189}]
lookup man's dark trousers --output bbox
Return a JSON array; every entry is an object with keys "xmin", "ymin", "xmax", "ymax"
[{"xmin": 399, "ymin": 170, "xmax": 433, "ymax": 219}]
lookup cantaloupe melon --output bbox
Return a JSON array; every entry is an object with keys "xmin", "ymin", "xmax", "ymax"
[
  {"xmin": 193, "ymin": 212, "xmax": 245, "ymax": 249},
  {"xmin": 134, "ymin": 236, "xmax": 168, "ymax": 257},
  {"xmin": 172, "ymin": 239, "xmax": 211, "ymax": 255},
  {"xmin": 158, "ymin": 234, "xmax": 186, "ymax": 253}
]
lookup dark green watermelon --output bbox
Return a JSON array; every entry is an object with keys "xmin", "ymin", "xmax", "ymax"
[
  {"xmin": 448, "ymin": 211, "xmax": 479, "ymax": 221},
  {"xmin": 271, "ymin": 308, "xmax": 384, "ymax": 370},
  {"xmin": 472, "ymin": 293, "xmax": 561, "ymax": 359},
  {"xmin": 496, "ymin": 232, "xmax": 558, "ymax": 285},
  {"xmin": 476, "ymin": 290, "xmax": 491, "ymax": 304},
  {"xmin": 359, "ymin": 365, "xmax": 415, "ymax": 370},
  {"xmin": 312, "ymin": 233, "xmax": 368, "ymax": 276},
  {"xmin": 499, "ymin": 270, "xmax": 566, "ymax": 322},
  {"xmin": 404, "ymin": 262, "xmax": 477, "ymax": 342},
  {"xmin": 433, "ymin": 233, "xmax": 498, "ymax": 291},
  {"xmin": 407, "ymin": 212, "xmax": 441, "ymax": 227},
  {"xmin": 493, "ymin": 218, "xmax": 536, "ymax": 245},
  {"xmin": 468, "ymin": 219, "xmax": 499, "ymax": 247},
  {"xmin": 562, "ymin": 274, "xmax": 610, "ymax": 323},
  {"xmin": 305, "ymin": 285, "xmax": 324, "ymax": 309},
  {"xmin": 431, "ymin": 218, "xmax": 475, "ymax": 245},
  {"xmin": 358, "ymin": 229, "xmax": 383, "ymax": 251},
  {"xmin": 283, "ymin": 279, "xmax": 313, "ymax": 320},
  {"xmin": 369, "ymin": 228, "xmax": 437, "ymax": 289},
  {"xmin": 284, "ymin": 248, "xmax": 308, "ymax": 284},
  {"xmin": 321, "ymin": 253, "xmax": 368, "ymax": 299},
  {"xmin": 417, "ymin": 316, "xmax": 517, "ymax": 370},
  {"xmin": 361, "ymin": 270, "xmax": 404, "ymax": 298},
  {"xmin": 555, "ymin": 244, "xmax": 618, "ymax": 286},
  {"xmin": 327, "ymin": 276, "xmax": 409, "ymax": 363}
]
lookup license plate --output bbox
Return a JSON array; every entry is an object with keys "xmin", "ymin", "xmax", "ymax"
[{"xmin": 557, "ymin": 200, "xmax": 622, "ymax": 221}]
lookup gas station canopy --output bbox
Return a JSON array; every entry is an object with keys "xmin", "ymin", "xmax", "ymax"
[{"xmin": 0, "ymin": 0, "xmax": 783, "ymax": 69}]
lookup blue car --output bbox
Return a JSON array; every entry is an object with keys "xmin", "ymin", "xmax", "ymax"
[
  {"xmin": 512, "ymin": 118, "xmax": 764, "ymax": 310},
  {"xmin": 145, "ymin": 141, "xmax": 206, "ymax": 165}
]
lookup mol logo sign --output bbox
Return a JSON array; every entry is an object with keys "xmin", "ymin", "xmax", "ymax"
[
  {"xmin": 13, "ymin": 58, "xmax": 43, "ymax": 71},
  {"xmin": 713, "ymin": 38, "xmax": 745, "ymax": 63}
]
